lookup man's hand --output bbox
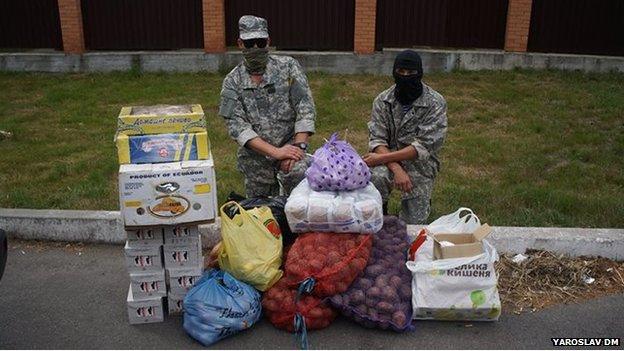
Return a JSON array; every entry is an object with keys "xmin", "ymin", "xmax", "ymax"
[
  {"xmin": 393, "ymin": 168, "xmax": 413, "ymax": 193},
  {"xmin": 280, "ymin": 159, "xmax": 295, "ymax": 173},
  {"xmin": 273, "ymin": 145, "xmax": 304, "ymax": 161},
  {"xmin": 363, "ymin": 153, "xmax": 386, "ymax": 167}
]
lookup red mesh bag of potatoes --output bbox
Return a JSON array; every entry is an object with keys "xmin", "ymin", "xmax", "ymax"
[
  {"xmin": 262, "ymin": 276, "xmax": 337, "ymax": 332},
  {"xmin": 284, "ymin": 232, "xmax": 373, "ymax": 297},
  {"xmin": 328, "ymin": 216, "xmax": 414, "ymax": 332}
]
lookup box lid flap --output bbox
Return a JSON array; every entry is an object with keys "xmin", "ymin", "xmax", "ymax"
[
  {"xmin": 130, "ymin": 270, "xmax": 165, "ymax": 281},
  {"xmin": 164, "ymin": 242, "xmax": 200, "ymax": 251},
  {"xmin": 473, "ymin": 224, "xmax": 492, "ymax": 241},
  {"xmin": 119, "ymin": 163, "xmax": 152, "ymax": 173},
  {"xmin": 151, "ymin": 162, "xmax": 182, "ymax": 171},
  {"xmin": 180, "ymin": 159, "xmax": 213, "ymax": 168},
  {"xmin": 167, "ymin": 266, "xmax": 203, "ymax": 277}
]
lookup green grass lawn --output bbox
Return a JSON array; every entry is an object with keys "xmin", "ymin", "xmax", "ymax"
[{"xmin": 0, "ymin": 69, "xmax": 623, "ymax": 227}]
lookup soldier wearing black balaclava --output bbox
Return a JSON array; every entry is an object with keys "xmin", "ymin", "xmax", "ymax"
[
  {"xmin": 363, "ymin": 50, "xmax": 448, "ymax": 224},
  {"xmin": 218, "ymin": 15, "xmax": 317, "ymax": 198}
]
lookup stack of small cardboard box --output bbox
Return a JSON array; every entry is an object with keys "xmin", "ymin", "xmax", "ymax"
[{"xmin": 115, "ymin": 105, "xmax": 217, "ymax": 324}]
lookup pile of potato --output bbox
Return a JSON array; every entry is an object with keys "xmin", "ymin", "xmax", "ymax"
[
  {"xmin": 262, "ymin": 276, "xmax": 336, "ymax": 332},
  {"xmin": 262, "ymin": 232, "xmax": 372, "ymax": 331},
  {"xmin": 329, "ymin": 216, "xmax": 413, "ymax": 331},
  {"xmin": 263, "ymin": 222, "xmax": 413, "ymax": 333},
  {"xmin": 284, "ymin": 232, "xmax": 372, "ymax": 296}
]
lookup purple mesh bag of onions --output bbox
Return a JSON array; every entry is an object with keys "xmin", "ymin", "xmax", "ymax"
[
  {"xmin": 305, "ymin": 133, "xmax": 371, "ymax": 192},
  {"xmin": 328, "ymin": 216, "xmax": 414, "ymax": 332}
]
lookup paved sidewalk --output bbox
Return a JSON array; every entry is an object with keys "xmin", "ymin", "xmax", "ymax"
[{"xmin": 0, "ymin": 242, "xmax": 622, "ymax": 349}]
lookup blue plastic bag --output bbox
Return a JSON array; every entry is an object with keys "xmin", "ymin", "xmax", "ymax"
[{"xmin": 183, "ymin": 269, "xmax": 262, "ymax": 346}]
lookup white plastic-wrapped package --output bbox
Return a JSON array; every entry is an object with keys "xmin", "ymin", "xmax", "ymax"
[{"xmin": 285, "ymin": 179, "xmax": 383, "ymax": 234}]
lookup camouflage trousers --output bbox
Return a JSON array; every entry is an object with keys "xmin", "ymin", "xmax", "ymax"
[
  {"xmin": 238, "ymin": 151, "xmax": 311, "ymax": 198},
  {"xmin": 370, "ymin": 165, "xmax": 434, "ymax": 225}
]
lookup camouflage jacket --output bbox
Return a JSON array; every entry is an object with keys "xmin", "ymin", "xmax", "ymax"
[
  {"xmin": 368, "ymin": 83, "xmax": 448, "ymax": 182},
  {"xmin": 218, "ymin": 55, "xmax": 316, "ymax": 154}
]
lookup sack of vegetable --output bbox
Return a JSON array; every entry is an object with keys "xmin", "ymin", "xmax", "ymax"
[
  {"xmin": 305, "ymin": 132, "xmax": 371, "ymax": 192},
  {"xmin": 263, "ymin": 276, "xmax": 337, "ymax": 332},
  {"xmin": 263, "ymin": 276, "xmax": 336, "ymax": 349},
  {"xmin": 328, "ymin": 216, "xmax": 414, "ymax": 332},
  {"xmin": 284, "ymin": 232, "xmax": 372, "ymax": 297}
]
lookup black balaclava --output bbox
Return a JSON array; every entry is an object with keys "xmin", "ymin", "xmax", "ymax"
[{"xmin": 393, "ymin": 50, "xmax": 423, "ymax": 105}]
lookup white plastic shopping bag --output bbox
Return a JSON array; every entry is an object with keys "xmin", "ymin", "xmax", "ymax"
[
  {"xmin": 406, "ymin": 208, "xmax": 501, "ymax": 321},
  {"xmin": 426, "ymin": 207, "xmax": 481, "ymax": 234}
]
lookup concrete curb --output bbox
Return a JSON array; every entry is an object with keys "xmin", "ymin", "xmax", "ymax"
[
  {"xmin": 0, "ymin": 208, "xmax": 221, "ymax": 248},
  {"xmin": 0, "ymin": 208, "xmax": 124, "ymax": 243},
  {"xmin": 1, "ymin": 208, "xmax": 623, "ymax": 260},
  {"xmin": 1, "ymin": 49, "xmax": 623, "ymax": 74},
  {"xmin": 485, "ymin": 226, "xmax": 624, "ymax": 260}
]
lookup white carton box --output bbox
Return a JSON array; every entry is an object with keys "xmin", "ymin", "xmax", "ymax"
[
  {"xmin": 167, "ymin": 265, "xmax": 203, "ymax": 295},
  {"xmin": 129, "ymin": 270, "xmax": 167, "ymax": 299},
  {"xmin": 163, "ymin": 225, "xmax": 201, "ymax": 246},
  {"xmin": 163, "ymin": 240, "xmax": 202, "ymax": 268},
  {"xmin": 124, "ymin": 241, "xmax": 163, "ymax": 273},
  {"xmin": 126, "ymin": 227, "xmax": 164, "ymax": 247},
  {"xmin": 127, "ymin": 285, "xmax": 164, "ymax": 324},
  {"xmin": 118, "ymin": 159, "xmax": 217, "ymax": 227},
  {"xmin": 167, "ymin": 293, "xmax": 185, "ymax": 315}
]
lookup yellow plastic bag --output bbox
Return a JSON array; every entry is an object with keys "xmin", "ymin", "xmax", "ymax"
[{"xmin": 218, "ymin": 201, "xmax": 283, "ymax": 291}]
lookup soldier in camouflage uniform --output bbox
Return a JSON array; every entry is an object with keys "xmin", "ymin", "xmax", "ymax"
[
  {"xmin": 363, "ymin": 50, "xmax": 448, "ymax": 224},
  {"xmin": 219, "ymin": 15, "xmax": 316, "ymax": 197}
]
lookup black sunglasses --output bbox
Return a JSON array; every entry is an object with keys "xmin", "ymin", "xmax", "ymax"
[{"xmin": 242, "ymin": 38, "xmax": 268, "ymax": 49}]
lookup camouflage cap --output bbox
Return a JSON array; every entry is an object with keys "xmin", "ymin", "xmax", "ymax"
[{"xmin": 238, "ymin": 15, "xmax": 269, "ymax": 40}]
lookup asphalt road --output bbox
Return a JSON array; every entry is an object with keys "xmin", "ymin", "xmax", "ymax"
[{"xmin": 0, "ymin": 241, "xmax": 622, "ymax": 350}]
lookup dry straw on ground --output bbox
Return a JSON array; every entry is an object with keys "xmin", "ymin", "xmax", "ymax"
[{"xmin": 497, "ymin": 250, "xmax": 624, "ymax": 314}]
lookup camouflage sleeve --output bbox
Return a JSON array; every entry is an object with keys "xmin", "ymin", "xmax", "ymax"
[
  {"xmin": 218, "ymin": 76, "xmax": 258, "ymax": 147},
  {"xmin": 367, "ymin": 96, "xmax": 390, "ymax": 152},
  {"xmin": 289, "ymin": 58, "xmax": 316, "ymax": 135},
  {"xmin": 410, "ymin": 99, "xmax": 448, "ymax": 161}
]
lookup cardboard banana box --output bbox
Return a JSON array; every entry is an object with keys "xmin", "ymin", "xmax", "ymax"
[
  {"xmin": 116, "ymin": 104, "xmax": 206, "ymax": 137},
  {"xmin": 163, "ymin": 225, "xmax": 201, "ymax": 245},
  {"xmin": 129, "ymin": 270, "xmax": 167, "ymax": 299},
  {"xmin": 124, "ymin": 241, "xmax": 163, "ymax": 273},
  {"xmin": 118, "ymin": 159, "xmax": 217, "ymax": 227},
  {"xmin": 126, "ymin": 227, "xmax": 165, "ymax": 247},
  {"xmin": 116, "ymin": 131, "xmax": 210, "ymax": 164},
  {"xmin": 127, "ymin": 285, "xmax": 165, "ymax": 324},
  {"xmin": 167, "ymin": 293, "xmax": 185, "ymax": 315},
  {"xmin": 166, "ymin": 265, "xmax": 203, "ymax": 295}
]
